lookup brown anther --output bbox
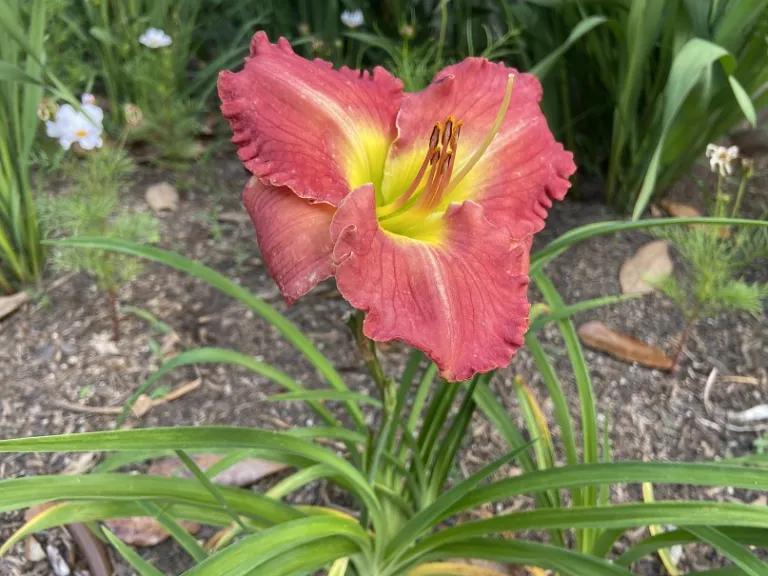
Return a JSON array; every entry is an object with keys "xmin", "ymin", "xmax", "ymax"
[
  {"xmin": 380, "ymin": 115, "xmax": 464, "ymax": 216},
  {"xmin": 429, "ymin": 123, "xmax": 441, "ymax": 150},
  {"xmin": 442, "ymin": 117, "xmax": 454, "ymax": 148}
]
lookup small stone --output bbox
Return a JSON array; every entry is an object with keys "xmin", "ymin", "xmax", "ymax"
[
  {"xmin": 46, "ymin": 544, "xmax": 71, "ymax": 576},
  {"xmin": 145, "ymin": 182, "xmax": 179, "ymax": 212},
  {"xmin": 24, "ymin": 536, "xmax": 45, "ymax": 563}
]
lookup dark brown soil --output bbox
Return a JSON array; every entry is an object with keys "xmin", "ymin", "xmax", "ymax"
[{"xmin": 0, "ymin": 146, "xmax": 766, "ymax": 575}]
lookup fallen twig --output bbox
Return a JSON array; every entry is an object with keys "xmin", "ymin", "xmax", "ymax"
[{"xmin": 51, "ymin": 379, "xmax": 201, "ymax": 418}]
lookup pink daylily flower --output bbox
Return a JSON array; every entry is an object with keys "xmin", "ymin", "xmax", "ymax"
[{"xmin": 219, "ymin": 32, "xmax": 576, "ymax": 381}]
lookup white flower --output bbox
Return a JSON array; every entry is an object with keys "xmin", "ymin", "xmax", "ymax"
[
  {"xmin": 45, "ymin": 95, "xmax": 104, "ymax": 151},
  {"xmin": 340, "ymin": 9, "xmax": 364, "ymax": 28},
  {"xmin": 706, "ymin": 144, "xmax": 739, "ymax": 176},
  {"xmin": 139, "ymin": 28, "xmax": 172, "ymax": 49},
  {"xmin": 81, "ymin": 93, "xmax": 96, "ymax": 105}
]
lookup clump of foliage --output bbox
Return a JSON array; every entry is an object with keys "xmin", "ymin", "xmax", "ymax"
[
  {"xmin": 0, "ymin": 0, "xmax": 50, "ymax": 290},
  {"xmin": 49, "ymin": 0, "xmax": 205, "ymax": 161},
  {"xmin": 3, "ymin": 226, "xmax": 768, "ymax": 575},
  {"xmin": 39, "ymin": 146, "xmax": 159, "ymax": 341},
  {"xmin": 653, "ymin": 151, "xmax": 767, "ymax": 369}
]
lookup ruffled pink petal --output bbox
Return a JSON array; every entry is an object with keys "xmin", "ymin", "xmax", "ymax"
[
  {"xmin": 219, "ymin": 32, "xmax": 404, "ymax": 206},
  {"xmin": 243, "ymin": 177, "xmax": 335, "ymax": 305},
  {"xmin": 331, "ymin": 185, "xmax": 530, "ymax": 382},
  {"xmin": 383, "ymin": 58, "xmax": 575, "ymax": 242}
]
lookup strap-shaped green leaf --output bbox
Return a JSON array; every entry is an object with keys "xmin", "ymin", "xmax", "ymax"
[
  {"xmin": 180, "ymin": 517, "xmax": 369, "ymax": 576},
  {"xmin": 103, "ymin": 528, "xmax": 164, "ymax": 576}
]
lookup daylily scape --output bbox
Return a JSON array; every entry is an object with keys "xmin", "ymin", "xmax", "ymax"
[{"xmin": 219, "ymin": 32, "xmax": 575, "ymax": 381}]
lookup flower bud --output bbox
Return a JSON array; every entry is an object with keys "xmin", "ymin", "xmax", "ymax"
[
  {"xmin": 123, "ymin": 103, "xmax": 144, "ymax": 127},
  {"xmin": 399, "ymin": 24, "xmax": 416, "ymax": 40},
  {"xmin": 297, "ymin": 23, "xmax": 310, "ymax": 36},
  {"xmin": 37, "ymin": 98, "xmax": 58, "ymax": 122}
]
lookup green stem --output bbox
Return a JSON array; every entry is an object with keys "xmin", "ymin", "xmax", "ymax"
[
  {"xmin": 731, "ymin": 172, "xmax": 749, "ymax": 218},
  {"xmin": 348, "ymin": 311, "xmax": 399, "ymax": 564},
  {"xmin": 434, "ymin": 0, "xmax": 448, "ymax": 74},
  {"xmin": 349, "ymin": 311, "xmax": 386, "ymax": 393}
]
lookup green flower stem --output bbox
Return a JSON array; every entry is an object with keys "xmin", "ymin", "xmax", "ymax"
[
  {"xmin": 349, "ymin": 311, "xmax": 403, "ymax": 551},
  {"xmin": 348, "ymin": 311, "xmax": 387, "ymax": 395},
  {"xmin": 731, "ymin": 168, "xmax": 752, "ymax": 218}
]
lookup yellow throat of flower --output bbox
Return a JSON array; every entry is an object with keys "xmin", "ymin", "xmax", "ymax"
[{"xmin": 376, "ymin": 74, "xmax": 515, "ymax": 243}]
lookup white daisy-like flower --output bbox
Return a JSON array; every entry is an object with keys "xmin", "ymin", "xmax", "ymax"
[
  {"xmin": 340, "ymin": 9, "xmax": 364, "ymax": 28},
  {"xmin": 45, "ymin": 95, "xmax": 104, "ymax": 151},
  {"xmin": 705, "ymin": 144, "xmax": 739, "ymax": 176},
  {"xmin": 139, "ymin": 28, "xmax": 173, "ymax": 49}
]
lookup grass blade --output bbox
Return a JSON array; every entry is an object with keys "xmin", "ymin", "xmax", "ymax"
[
  {"xmin": 175, "ymin": 450, "xmax": 249, "ymax": 533},
  {"xmin": 0, "ymin": 501, "xmax": 237, "ymax": 556},
  {"xmin": 405, "ymin": 501, "xmax": 768, "ymax": 565},
  {"xmin": 139, "ymin": 501, "xmax": 209, "ymax": 563},
  {"xmin": 530, "ymin": 217, "xmax": 768, "ymax": 274},
  {"xmin": 408, "ymin": 538, "xmax": 632, "ymax": 576},
  {"xmin": 180, "ymin": 517, "xmax": 368, "ymax": 576},
  {"xmin": 534, "ymin": 272, "xmax": 598, "ymax": 552},
  {"xmin": 531, "ymin": 15, "xmax": 608, "ymax": 79},
  {"xmin": 528, "ymin": 293, "xmax": 641, "ymax": 332},
  {"xmin": 686, "ymin": 526, "xmax": 768, "ymax": 576},
  {"xmin": 0, "ymin": 427, "xmax": 385, "ymax": 533},
  {"xmin": 447, "ymin": 462, "xmax": 768, "ymax": 517},
  {"xmin": 641, "ymin": 482, "xmax": 680, "ymax": 574},
  {"xmin": 103, "ymin": 528, "xmax": 164, "ymax": 576},
  {"xmin": 617, "ymin": 527, "xmax": 768, "ymax": 567},
  {"xmin": 385, "ymin": 444, "xmax": 531, "ymax": 564}
]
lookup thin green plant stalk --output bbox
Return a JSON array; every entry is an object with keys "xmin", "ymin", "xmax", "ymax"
[{"xmin": 174, "ymin": 449, "xmax": 249, "ymax": 533}]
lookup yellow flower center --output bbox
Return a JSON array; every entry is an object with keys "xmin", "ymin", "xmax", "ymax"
[
  {"xmin": 75, "ymin": 130, "xmax": 88, "ymax": 138},
  {"xmin": 376, "ymin": 74, "xmax": 515, "ymax": 243}
]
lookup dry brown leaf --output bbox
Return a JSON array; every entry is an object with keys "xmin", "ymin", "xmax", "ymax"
[
  {"xmin": 68, "ymin": 523, "xmax": 112, "ymax": 576},
  {"xmin": 659, "ymin": 200, "xmax": 701, "ymax": 218},
  {"xmin": 130, "ymin": 394, "xmax": 155, "ymax": 418},
  {"xmin": 145, "ymin": 182, "xmax": 179, "ymax": 213},
  {"xmin": 61, "ymin": 453, "xmax": 98, "ymax": 475},
  {"xmin": 25, "ymin": 501, "xmax": 58, "ymax": 522},
  {"xmin": 131, "ymin": 378, "xmax": 201, "ymax": 418},
  {"xmin": 148, "ymin": 453, "xmax": 287, "ymax": 487},
  {"xmin": 159, "ymin": 331, "xmax": 181, "ymax": 359},
  {"xmin": 578, "ymin": 321, "xmax": 673, "ymax": 370},
  {"xmin": 619, "ymin": 240, "xmax": 673, "ymax": 294},
  {"xmin": 103, "ymin": 517, "xmax": 200, "ymax": 547},
  {"xmin": 0, "ymin": 292, "xmax": 28, "ymax": 321},
  {"xmin": 660, "ymin": 200, "xmax": 730, "ymax": 238}
]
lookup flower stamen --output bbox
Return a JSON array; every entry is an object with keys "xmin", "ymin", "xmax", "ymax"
[
  {"xmin": 377, "ymin": 74, "xmax": 514, "ymax": 234},
  {"xmin": 397, "ymin": 123, "xmax": 442, "ymax": 206},
  {"xmin": 441, "ymin": 74, "xmax": 514, "ymax": 200}
]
